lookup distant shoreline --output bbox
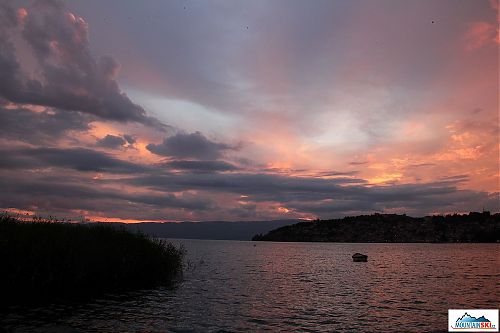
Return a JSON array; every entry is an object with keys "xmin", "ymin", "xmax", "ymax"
[{"xmin": 252, "ymin": 212, "xmax": 500, "ymax": 243}]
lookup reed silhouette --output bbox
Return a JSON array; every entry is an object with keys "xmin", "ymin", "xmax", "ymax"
[{"xmin": 0, "ymin": 214, "xmax": 185, "ymax": 306}]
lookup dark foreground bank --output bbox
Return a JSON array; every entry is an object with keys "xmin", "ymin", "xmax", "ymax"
[
  {"xmin": 253, "ymin": 211, "xmax": 500, "ymax": 242},
  {"xmin": 0, "ymin": 214, "xmax": 184, "ymax": 306}
]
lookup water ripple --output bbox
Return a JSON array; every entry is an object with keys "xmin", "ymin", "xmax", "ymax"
[{"xmin": 1, "ymin": 241, "xmax": 498, "ymax": 333}]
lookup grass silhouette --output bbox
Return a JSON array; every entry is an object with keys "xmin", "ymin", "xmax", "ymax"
[{"xmin": 0, "ymin": 213, "xmax": 184, "ymax": 306}]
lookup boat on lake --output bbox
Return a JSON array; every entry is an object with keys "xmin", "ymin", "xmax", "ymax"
[{"xmin": 352, "ymin": 253, "xmax": 368, "ymax": 262}]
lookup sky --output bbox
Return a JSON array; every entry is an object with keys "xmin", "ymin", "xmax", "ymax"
[{"xmin": 0, "ymin": 0, "xmax": 498, "ymax": 222}]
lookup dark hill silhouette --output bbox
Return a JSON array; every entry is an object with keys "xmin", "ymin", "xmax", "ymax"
[
  {"xmin": 103, "ymin": 219, "xmax": 300, "ymax": 240},
  {"xmin": 252, "ymin": 212, "xmax": 500, "ymax": 243}
]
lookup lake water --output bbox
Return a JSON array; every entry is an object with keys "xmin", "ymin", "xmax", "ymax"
[{"xmin": 2, "ymin": 240, "xmax": 499, "ymax": 332}]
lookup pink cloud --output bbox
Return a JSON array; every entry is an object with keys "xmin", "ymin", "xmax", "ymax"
[{"xmin": 464, "ymin": 21, "xmax": 498, "ymax": 51}]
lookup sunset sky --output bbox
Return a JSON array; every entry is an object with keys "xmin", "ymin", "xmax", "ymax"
[{"xmin": 0, "ymin": 0, "xmax": 498, "ymax": 222}]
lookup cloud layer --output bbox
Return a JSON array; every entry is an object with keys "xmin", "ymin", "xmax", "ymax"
[
  {"xmin": 0, "ymin": 1, "xmax": 162, "ymax": 126},
  {"xmin": 0, "ymin": 0, "xmax": 497, "ymax": 221},
  {"xmin": 147, "ymin": 132, "xmax": 236, "ymax": 160}
]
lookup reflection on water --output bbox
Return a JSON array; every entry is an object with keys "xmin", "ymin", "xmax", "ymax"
[{"xmin": 2, "ymin": 240, "xmax": 499, "ymax": 332}]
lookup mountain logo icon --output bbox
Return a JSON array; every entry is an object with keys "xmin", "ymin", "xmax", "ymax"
[
  {"xmin": 449, "ymin": 310, "xmax": 499, "ymax": 331},
  {"xmin": 456, "ymin": 313, "xmax": 491, "ymax": 324}
]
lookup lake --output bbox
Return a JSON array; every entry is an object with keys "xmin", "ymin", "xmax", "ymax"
[{"xmin": 2, "ymin": 240, "xmax": 499, "ymax": 332}]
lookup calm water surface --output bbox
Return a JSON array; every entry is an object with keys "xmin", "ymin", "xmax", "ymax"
[{"xmin": 2, "ymin": 240, "xmax": 499, "ymax": 332}]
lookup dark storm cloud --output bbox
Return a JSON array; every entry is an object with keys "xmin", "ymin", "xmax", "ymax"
[
  {"xmin": 0, "ymin": 147, "xmax": 147, "ymax": 173},
  {"xmin": 436, "ymin": 175, "xmax": 470, "ymax": 183},
  {"xmin": 0, "ymin": 2, "xmax": 165, "ymax": 128},
  {"xmin": 0, "ymin": 105, "xmax": 92, "ymax": 144},
  {"xmin": 121, "ymin": 171, "xmax": 496, "ymax": 217},
  {"xmin": 163, "ymin": 160, "xmax": 239, "ymax": 173},
  {"xmin": 131, "ymin": 193, "xmax": 212, "ymax": 210},
  {"xmin": 122, "ymin": 172, "xmax": 392, "ymax": 197},
  {"xmin": 123, "ymin": 134, "xmax": 136, "ymax": 145},
  {"xmin": 314, "ymin": 171, "xmax": 360, "ymax": 177},
  {"xmin": 0, "ymin": 173, "xmax": 212, "ymax": 213},
  {"xmin": 147, "ymin": 132, "xmax": 236, "ymax": 160},
  {"xmin": 285, "ymin": 190, "xmax": 497, "ymax": 216},
  {"xmin": 96, "ymin": 134, "xmax": 127, "ymax": 149},
  {"xmin": 349, "ymin": 161, "xmax": 369, "ymax": 166},
  {"xmin": 0, "ymin": 157, "xmax": 495, "ymax": 219},
  {"xmin": 0, "ymin": 3, "xmax": 26, "ymax": 102},
  {"xmin": 287, "ymin": 200, "xmax": 376, "ymax": 214}
]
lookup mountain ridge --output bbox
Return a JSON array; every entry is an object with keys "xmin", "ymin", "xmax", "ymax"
[{"xmin": 100, "ymin": 219, "xmax": 301, "ymax": 241}]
